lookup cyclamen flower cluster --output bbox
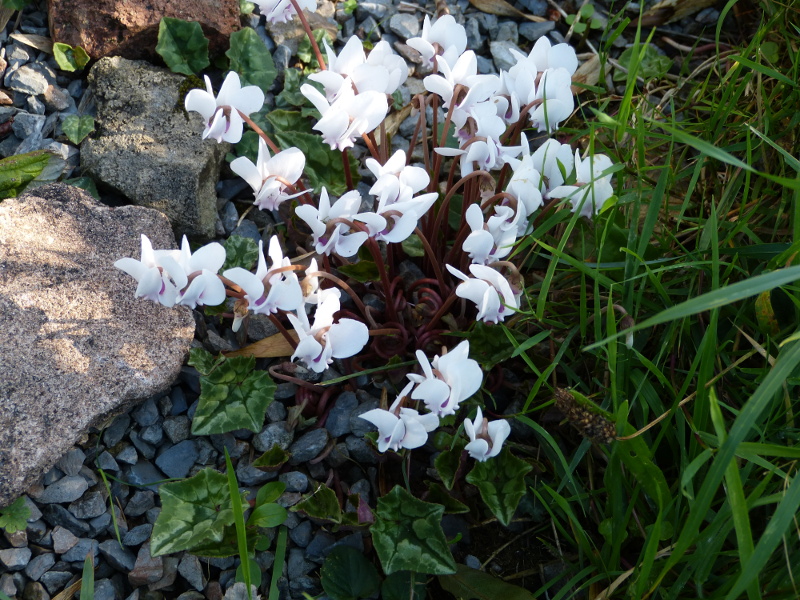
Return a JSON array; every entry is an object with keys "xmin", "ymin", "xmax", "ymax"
[{"xmin": 359, "ymin": 341, "xmax": 511, "ymax": 461}]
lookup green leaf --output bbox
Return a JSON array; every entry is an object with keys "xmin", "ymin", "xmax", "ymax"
[
  {"xmin": 64, "ymin": 176, "xmax": 100, "ymax": 200},
  {"xmin": 381, "ymin": 571, "xmax": 427, "ymax": 600},
  {"xmin": 371, "ymin": 485, "xmax": 456, "ymax": 576},
  {"xmin": 0, "ymin": 0, "xmax": 31, "ymax": 10},
  {"xmin": 292, "ymin": 481, "xmax": 343, "ymax": 524},
  {"xmin": 439, "ymin": 564, "xmax": 536, "ymax": 600},
  {"xmin": 222, "ymin": 235, "xmax": 260, "ymax": 272},
  {"xmin": 62, "ymin": 115, "xmax": 95, "ymax": 145},
  {"xmin": 191, "ymin": 355, "xmax": 276, "ymax": 435},
  {"xmin": 0, "ymin": 150, "xmax": 55, "ymax": 199},
  {"xmin": 156, "ymin": 17, "xmax": 210, "ymax": 76},
  {"xmin": 465, "ymin": 447, "xmax": 533, "ymax": 527},
  {"xmin": 225, "ymin": 450, "xmax": 252, "ymax": 598},
  {"xmin": 79, "ymin": 551, "xmax": 95, "ymax": 600},
  {"xmin": 338, "ymin": 260, "xmax": 380, "ymax": 283},
  {"xmin": 297, "ymin": 30, "xmax": 334, "ymax": 70},
  {"xmin": 247, "ymin": 502, "xmax": 287, "ymax": 528},
  {"xmin": 321, "ymin": 546, "xmax": 381, "ymax": 600},
  {"xmin": 253, "ymin": 444, "xmax": 291, "ymax": 471},
  {"xmin": 227, "ymin": 28, "xmax": 277, "ymax": 93},
  {"xmin": 236, "ymin": 557, "xmax": 262, "ymax": 590},
  {"xmin": 434, "ymin": 439, "xmax": 467, "ymax": 491},
  {"xmin": 0, "ymin": 497, "xmax": 30, "ymax": 534},
  {"xmin": 613, "ymin": 44, "xmax": 672, "ymax": 82},
  {"xmin": 53, "ymin": 43, "xmax": 90, "ymax": 72},
  {"xmin": 401, "ymin": 234, "xmax": 425, "ymax": 258},
  {"xmin": 239, "ymin": 0, "xmax": 255, "ymax": 14},
  {"xmin": 188, "ymin": 347, "xmax": 221, "ymax": 376},
  {"xmin": 150, "ymin": 468, "xmax": 247, "ymax": 556},
  {"xmin": 426, "ymin": 482, "xmax": 469, "ymax": 514},
  {"xmin": 256, "ymin": 481, "xmax": 286, "ymax": 506},
  {"xmin": 275, "ymin": 69, "xmax": 310, "ymax": 109}
]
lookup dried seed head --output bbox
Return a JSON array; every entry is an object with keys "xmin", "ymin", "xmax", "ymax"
[{"xmin": 554, "ymin": 388, "xmax": 616, "ymax": 444}]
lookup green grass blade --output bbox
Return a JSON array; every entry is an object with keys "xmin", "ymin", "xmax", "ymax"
[
  {"xmin": 225, "ymin": 449, "xmax": 252, "ymax": 600},
  {"xmin": 80, "ymin": 551, "xmax": 95, "ymax": 600},
  {"xmin": 269, "ymin": 526, "xmax": 288, "ymax": 600}
]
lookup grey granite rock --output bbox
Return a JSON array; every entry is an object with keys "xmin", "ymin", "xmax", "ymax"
[
  {"xmin": 0, "ymin": 185, "xmax": 194, "ymax": 509},
  {"xmin": 132, "ymin": 397, "xmax": 159, "ymax": 427},
  {"xmin": 24, "ymin": 552, "xmax": 56, "ymax": 581},
  {"xmin": 162, "ymin": 416, "xmax": 190, "ymax": 444},
  {"xmin": 128, "ymin": 544, "xmax": 163, "ymax": 586},
  {"xmin": 103, "ymin": 415, "xmax": 131, "ymax": 447},
  {"xmin": 388, "ymin": 13, "xmax": 419, "ymax": 39},
  {"xmin": 7, "ymin": 65, "xmax": 48, "ymax": 94},
  {"xmin": 39, "ymin": 476, "xmax": 89, "ymax": 504},
  {"xmin": 0, "ymin": 547, "xmax": 31, "ymax": 571},
  {"xmin": 155, "ymin": 440, "xmax": 197, "ymax": 479},
  {"xmin": 490, "ymin": 40, "xmax": 522, "ymax": 72},
  {"xmin": 519, "ymin": 20, "xmax": 555, "ymax": 41},
  {"xmin": 124, "ymin": 490, "xmax": 155, "ymax": 517},
  {"xmin": 288, "ymin": 429, "xmax": 329, "ymax": 465},
  {"xmin": 279, "ymin": 471, "xmax": 308, "ymax": 493},
  {"xmin": 56, "ymin": 449, "xmax": 86, "ymax": 477},
  {"xmin": 325, "ymin": 391, "xmax": 358, "ymax": 438},
  {"xmin": 178, "ymin": 554, "xmax": 206, "ymax": 591},
  {"xmin": 99, "ymin": 539, "xmax": 137, "ymax": 572},
  {"xmin": 253, "ymin": 422, "xmax": 294, "ymax": 452},
  {"xmin": 81, "ymin": 57, "xmax": 227, "ymax": 239},
  {"xmin": 68, "ymin": 491, "xmax": 106, "ymax": 519},
  {"xmin": 61, "ymin": 538, "xmax": 99, "ymax": 564},
  {"xmin": 122, "ymin": 523, "xmax": 152, "ymax": 547},
  {"xmin": 51, "ymin": 526, "xmax": 79, "ymax": 554}
]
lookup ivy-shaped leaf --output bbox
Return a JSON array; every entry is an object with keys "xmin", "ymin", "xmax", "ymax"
[
  {"xmin": 439, "ymin": 564, "xmax": 536, "ymax": 600},
  {"xmin": 371, "ymin": 485, "xmax": 456, "ymax": 576},
  {"xmin": 253, "ymin": 444, "xmax": 290, "ymax": 471},
  {"xmin": 256, "ymin": 481, "xmax": 285, "ymax": 507},
  {"xmin": 227, "ymin": 28, "xmax": 277, "ymax": 93},
  {"xmin": 62, "ymin": 115, "xmax": 95, "ymax": 145},
  {"xmin": 156, "ymin": 17, "xmax": 210, "ymax": 76},
  {"xmin": 0, "ymin": 150, "xmax": 54, "ymax": 199},
  {"xmin": 188, "ymin": 347, "xmax": 222, "ymax": 376},
  {"xmin": 381, "ymin": 571, "xmax": 427, "ymax": 600},
  {"xmin": 401, "ymin": 234, "xmax": 425, "ymax": 258},
  {"xmin": 291, "ymin": 481, "xmax": 343, "ymax": 524},
  {"xmin": 426, "ymin": 482, "xmax": 469, "ymax": 514},
  {"xmin": 613, "ymin": 44, "xmax": 672, "ymax": 82},
  {"xmin": 338, "ymin": 260, "xmax": 379, "ymax": 283},
  {"xmin": 321, "ymin": 546, "xmax": 381, "ymax": 600},
  {"xmin": 191, "ymin": 355, "xmax": 276, "ymax": 435},
  {"xmin": 433, "ymin": 438, "xmax": 466, "ymax": 491},
  {"xmin": 150, "ymin": 468, "xmax": 247, "ymax": 556},
  {"xmin": 222, "ymin": 235, "xmax": 260, "ymax": 272},
  {"xmin": 64, "ymin": 176, "xmax": 100, "ymax": 200},
  {"xmin": 53, "ymin": 43, "xmax": 90, "ymax": 72},
  {"xmin": 465, "ymin": 447, "xmax": 532, "ymax": 527},
  {"xmin": 0, "ymin": 497, "xmax": 30, "ymax": 534}
]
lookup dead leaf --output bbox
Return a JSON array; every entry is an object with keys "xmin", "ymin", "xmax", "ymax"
[
  {"xmin": 635, "ymin": 0, "xmax": 718, "ymax": 26},
  {"xmin": 52, "ymin": 579, "xmax": 83, "ymax": 600},
  {"xmin": 382, "ymin": 103, "xmax": 413, "ymax": 141},
  {"xmin": 223, "ymin": 331, "xmax": 299, "ymax": 359},
  {"xmin": 469, "ymin": 0, "xmax": 547, "ymax": 22},
  {"xmin": 0, "ymin": 7, "xmax": 13, "ymax": 33},
  {"xmin": 9, "ymin": 33, "xmax": 54, "ymax": 54},
  {"xmin": 571, "ymin": 55, "xmax": 601, "ymax": 93}
]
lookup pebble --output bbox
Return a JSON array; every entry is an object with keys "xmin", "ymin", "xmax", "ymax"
[
  {"xmin": 349, "ymin": 400, "xmax": 379, "ymax": 437},
  {"xmin": 51, "ymin": 526, "xmax": 79, "ymax": 554},
  {"xmin": 489, "ymin": 40, "xmax": 523, "ymax": 72},
  {"xmin": 93, "ymin": 578, "xmax": 117, "ymax": 600},
  {"xmin": 518, "ymin": 0, "xmax": 548, "ymax": 16},
  {"xmin": 68, "ymin": 491, "xmax": 106, "ymax": 520},
  {"xmin": 116, "ymin": 444, "xmax": 138, "ymax": 465},
  {"xmin": 279, "ymin": 471, "xmax": 308, "ymax": 493},
  {"xmin": 7, "ymin": 65, "xmax": 48, "ymax": 94},
  {"xmin": 38, "ymin": 476, "xmax": 89, "ymax": 504},
  {"xmin": 61, "ymin": 538, "xmax": 99, "ymax": 564},
  {"xmin": 696, "ymin": 7, "xmax": 720, "ymax": 23},
  {"xmin": 519, "ymin": 20, "xmax": 556, "ymax": 41},
  {"xmin": 122, "ymin": 524, "xmax": 152, "ymax": 547},
  {"xmin": 96, "ymin": 451, "xmax": 120, "ymax": 472},
  {"xmin": 140, "ymin": 423, "xmax": 164, "ymax": 446},
  {"xmin": 496, "ymin": 21, "xmax": 519, "ymax": 44},
  {"xmin": 355, "ymin": 0, "xmax": 392, "ymax": 20},
  {"xmin": 235, "ymin": 458, "xmax": 276, "ymax": 486},
  {"xmin": 253, "ymin": 422, "xmax": 294, "ymax": 452},
  {"xmin": 124, "ymin": 461, "xmax": 164, "ymax": 491},
  {"xmin": 345, "ymin": 435, "xmax": 377, "ymax": 464},
  {"xmin": 103, "ymin": 414, "xmax": 130, "ymax": 447},
  {"xmin": 388, "ymin": 13, "xmax": 420, "ymax": 39},
  {"xmin": 128, "ymin": 545, "xmax": 164, "ymax": 587},
  {"xmin": 132, "ymin": 397, "xmax": 160, "ymax": 427},
  {"xmin": 97, "ymin": 540, "xmax": 137, "ymax": 572},
  {"xmin": 288, "ymin": 520, "xmax": 313, "ymax": 548},
  {"xmin": 0, "ymin": 547, "xmax": 32, "ymax": 571},
  {"xmin": 12, "ymin": 111, "xmax": 45, "ymax": 139},
  {"xmin": 325, "ymin": 391, "xmax": 358, "ymax": 438},
  {"xmin": 178, "ymin": 554, "xmax": 206, "ymax": 591},
  {"xmin": 124, "ymin": 490, "xmax": 155, "ymax": 517},
  {"xmin": 154, "ymin": 439, "xmax": 197, "ymax": 479},
  {"xmin": 23, "ymin": 581, "xmax": 49, "ymax": 600},
  {"xmin": 24, "ymin": 553, "xmax": 56, "ymax": 581},
  {"xmin": 288, "ymin": 429, "xmax": 329, "ymax": 465}
]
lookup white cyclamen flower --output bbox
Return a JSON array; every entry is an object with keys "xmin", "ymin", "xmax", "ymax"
[
  {"xmin": 184, "ymin": 72, "xmax": 265, "ymax": 144},
  {"xmin": 287, "ymin": 290, "xmax": 369, "ymax": 373},
  {"xmin": 115, "ymin": 235, "xmax": 187, "ymax": 307},
  {"xmin": 407, "ymin": 14, "xmax": 467, "ymax": 71},
  {"xmin": 359, "ymin": 383, "xmax": 440, "ymax": 452},
  {"xmin": 256, "ymin": 0, "xmax": 316, "ymax": 24},
  {"xmin": 223, "ymin": 237, "xmax": 303, "ymax": 330},
  {"xmin": 447, "ymin": 264, "xmax": 521, "ymax": 324},
  {"xmin": 548, "ymin": 151, "xmax": 615, "ymax": 218},
  {"xmin": 532, "ymin": 138, "xmax": 574, "ymax": 191},
  {"xmin": 168, "ymin": 236, "xmax": 227, "ymax": 308},
  {"xmin": 464, "ymin": 407, "xmax": 511, "ymax": 461},
  {"xmin": 230, "ymin": 138, "xmax": 306, "ymax": 211},
  {"xmin": 295, "ymin": 188, "xmax": 369, "ymax": 257},
  {"xmin": 365, "ymin": 149, "xmax": 430, "ymax": 207},
  {"xmin": 462, "ymin": 203, "xmax": 518, "ymax": 265},
  {"xmin": 407, "ymin": 340, "xmax": 483, "ymax": 417}
]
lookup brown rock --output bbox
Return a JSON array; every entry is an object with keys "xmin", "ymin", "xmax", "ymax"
[
  {"xmin": 0, "ymin": 184, "xmax": 195, "ymax": 509},
  {"xmin": 48, "ymin": 0, "xmax": 239, "ymax": 60},
  {"xmin": 129, "ymin": 544, "xmax": 164, "ymax": 587}
]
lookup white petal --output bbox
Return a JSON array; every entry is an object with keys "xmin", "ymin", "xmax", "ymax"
[
  {"xmin": 328, "ymin": 318, "xmax": 369, "ymax": 358},
  {"xmin": 185, "ymin": 88, "xmax": 216, "ymax": 120}
]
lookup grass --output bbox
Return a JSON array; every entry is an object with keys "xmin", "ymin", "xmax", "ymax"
[{"xmin": 504, "ymin": 0, "xmax": 800, "ymax": 597}]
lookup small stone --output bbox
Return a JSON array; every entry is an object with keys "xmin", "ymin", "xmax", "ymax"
[
  {"xmin": 122, "ymin": 524, "xmax": 153, "ymax": 547},
  {"xmin": 220, "ymin": 201, "xmax": 238, "ymax": 233},
  {"xmin": 155, "ymin": 439, "xmax": 198, "ymax": 479},
  {"xmin": 25, "ymin": 553, "xmax": 56, "ymax": 581},
  {"xmin": 288, "ymin": 429, "xmax": 329, "ymax": 465},
  {"xmin": 357, "ymin": 16, "xmax": 381, "ymax": 42},
  {"xmin": 42, "ymin": 84, "xmax": 72, "ymax": 111},
  {"xmin": 355, "ymin": 0, "xmax": 392, "ymax": 20},
  {"xmin": 125, "ymin": 461, "xmax": 165, "ymax": 491},
  {"xmin": 125, "ymin": 490, "xmax": 155, "ymax": 517},
  {"xmin": 88, "ymin": 512, "xmax": 112, "ymax": 538},
  {"xmin": 288, "ymin": 520, "xmax": 312, "ymax": 547},
  {"xmin": 68, "ymin": 491, "xmax": 106, "ymax": 520},
  {"xmin": 0, "ymin": 547, "xmax": 31, "ymax": 571},
  {"xmin": 140, "ymin": 423, "xmax": 164, "ymax": 446},
  {"xmin": 272, "ymin": 382, "xmax": 296, "ymax": 401},
  {"xmin": 22, "ymin": 581, "xmax": 49, "ymax": 600},
  {"xmin": 518, "ymin": 0, "xmax": 548, "ymax": 15},
  {"xmin": 279, "ymin": 471, "xmax": 308, "ymax": 493},
  {"xmin": 149, "ymin": 556, "xmax": 179, "ymax": 591},
  {"xmin": 96, "ymin": 451, "xmax": 119, "ymax": 472},
  {"xmin": 12, "ymin": 112, "xmax": 45, "ymax": 139},
  {"xmin": 40, "ymin": 571, "xmax": 74, "ymax": 595},
  {"xmin": 7, "ymin": 43, "xmax": 31, "ymax": 69},
  {"xmin": 696, "ymin": 7, "xmax": 720, "ymax": 23},
  {"xmin": 489, "ymin": 40, "xmax": 522, "ymax": 72},
  {"xmin": 235, "ymin": 458, "xmax": 277, "ymax": 486},
  {"xmin": 345, "ymin": 435, "xmax": 377, "ymax": 464},
  {"xmin": 99, "ymin": 539, "xmax": 136, "ymax": 571},
  {"xmin": 170, "ymin": 386, "xmax": 188, "ymax": 415},
  {"xmin": 116, "ymin": 444, "xmax": 138, "ymax": 465},
  {"xmin": 325, "ymin": 391, "xmax": 358, "ymax": 438},
  {"xmin": 92, "ymin": 579, "xmax": 117, "ymax": 600},
  {"xmin": 388, "ymin": 13, "xmax": 419, "ymax": 39},
  {"xmin": 42, "ymin": 505, "xmax": 89, "ymax": 537},
  {"xmin": 128, "ymin": 544, "xmax": 164, "ymax": 587},
  {"xmin": 7, "ymin": 65, "xmax": 48, "ymax": 94},
  {"xmin": 132, "ymin": 397, "xmax": 160, "ymax": 427},
  {"xmin": 349, "ymin": 400, "xmax": 379, "ymax": 437},
  {"xmin": 496, "ymin": 21, "xmax": 518, "ymax": 43},
  {"xmin": 162, "ymin": 416, "xmax": 190, "ymax": 444},
  {"xmin": 67, "ymin": 79, "xmax": 83, "ymax": 98},
  {"xmin": 266, "ymin": 399, "xmax": 287, "ymax": 421},
  {"xmin": 305, "ymin": 530, "xmax": 335, "ymax": 563},
  {"xmin": 326, "ymin": 442, "xmax": 349, "ymax": 467},
  {"xmin": 178, "ymin": 554, "xmax": 206, "ymax": 592},
  {"xmin": 104, "ymin": 414, "xmax": 131, "ymax": 447},
  {"xmin": 230, "ymin": 219, "xmax": 260, "ymax": 245},
  {"xmin": 253, "ymin": 422, "xmax": 294, "ymax": 452},
  {"xmin": 52, "ymin": 526, "xmax": 79, "ymax": 554},
  {"xmin": 26, "ymin": 95, "xmax": 45, "ymax": 115},
  {"xmin": 26, "ymin": 519, "xmax": 48, "ymax": 544},
  {"xmin": 4, "ymin": 528, "xmax": 27, "ymax": 547},
  {"xmin": 39, "ymin": 475, "xmax": 89, "ymax": 504},
  {"xmin": 287, "ymin": 548, "xmax": 314, "ymax": 579},
  {"xmin": 61, "ymin": 538, "xmax": 99, "ymax": 564},
  {"xmin": 289, "ymin": 576, "xmax": 320, "ymax": 597},
  {"xmin": 465, "ymin": 554, "xmax": 482, "ymax": 569},
  {"xmin": 519, "ymin": 20, "xmax": 555, "ymax": 41}
]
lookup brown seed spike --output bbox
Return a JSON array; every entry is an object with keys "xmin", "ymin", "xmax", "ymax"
[{"xmin": 553, "ymin": 388, "xmax": 616, "ymax": 445}]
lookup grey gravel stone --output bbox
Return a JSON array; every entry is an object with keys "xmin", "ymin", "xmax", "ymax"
[
  {"xmin": 0, "ymin": 547, "xmax": 31, "ymax": 571},
  {"xmin": 355, "ymin": 0, "xmax": 392, "ymax": 20},
  {"xmin": 88, "ymin": 512, "xmax": 112, "ymax": 538},
  {"xmin": 349, "ymin": 400, "xmax": 379, "ymax": 437},
  {"xmin": 125, "ymin": 461, "xmax": 164, "ymax": 491},
  {"xmin": 99, "ymin": 539, "xmax": 136, "ymax": 572},
  {"xmin": 7, "ymin": 43, "xmax": 31, "ymax": 69},
  {"xmin": 696, "ymin": 7, "xmax": 720, "ymax": 23},
  {"xmin": 465, "ymin": 554, "xmax": 482, "ymax": 569},
  {"xmin": 43, "ymin": 505, "xmax": 89, "ymax": 537},
  {"xmin": 7, "ymin": 65, "xmax": 48, "ymax": 94},
  {"xmin": 230, "ymin": 219, "xmax": 261, "ymax": 245},
  {"xmin": 326, "ymin": 442, "xmax": 350, "ymax": 467},
  {"xmin": 93, "ymin": 578, "xmax": 117, "ymax": 600},
  {"xmin": 345, "ymin": 435, "xmax": 377, "ymax": 464},
  {"xmin": 220, "ymin": 201, "xmax": 238, "ymax": 233},
  {"xmin": 253, "ymin": 422, "xmax": 294, "ymax": 452},
  {"xmin": 129, "ymin": 430, "xmax": 156, "ymax": 459},
  {"xmin": 132, "ymin": 396, "xmax": 160, "ymax": 427},
  {"xmin": 51, "ymin": 526, "xmax": 79, "ymax": 554},
  {"xmin": 103, "ymin": 414, "xmax": 130, "ymax": 447},
  {"xmin": 162, "ymin": 416, "xmax": 191, "ymax": 444},
  {"xmin": 289, "ymin": 429, "xmax": 329, "ymax": 465},
  {"xmin": 12, "ymin": 112, "xmax": 45, "ymax": 139},
  {"xmin": 266, "ymin": 399, "xmax": 288, "ymax": 421},
  {"xmin": 519, "ymin": 20, "xmax": 555, "ymax": 41},
  {"xmin": 68, "ymin": 491, "xmax": 106, "ymax": 520},
  {"xmin": 4, "ymin": 528, "xmax": 26, "ymax": 547},
  {"xmin": 496, "ymin": 21, "xmax": 519, "ymax": 44},
  {"xmin": 287, "ymin": 548, "xmax": 314, "ymax": 579},
  {"xmin": 39, "ymin": 475, "xmax": 89, "ymax": 504},
  {"xmin": 178, "ymin": 554, "xmax": 206, "ymax": 591},
  {"xmin": 125, "ymin": 490, "xmax": 155, "ymax": 517},
  {"xmin": 40, "ymin": 571, "xmax": 73, "ymax": 595},
  {"xmin": 26, "ymin": 519, "xmax": 48, "ymax": 544},
  {"xmin": 128, "ymin": 544, "xmax": 164, "ymax": 587},
  {"xmin": 96, "ymin": 451, "xmax": 119, "ymax": 472},
  {"xmin": 24, "ymin": 553, "xmax": 56, "ymax": 581},
  {"xmin": 23, "ymin": 581, "xmax": 49, "ymax": 600},
  {"xmin": 43, "ymin": 84, "xmax": 72, "ymax": 111},
  {"xmin": 305, "ymin": 530, "xmax": 335, "ymax": 563},
  {"xmin": 236, "ymin": 458, "xmax": 277, "ymax": 486},
  {"xmin": 27, "ymin": 94, "xmax": 45, "ymax": 114},
  {"xmin": 388, "ymin": 13, "xmax": 420, "ymax": 39},
  {"xmin": 155, "ymin": 439, "xmax": 197, "ymax": 479},
  {"xmin": 116, "ymin": 444, "xmax": 138, "ymax": 465},
  {"xmin": 288, "ymin": 519, "xmax": 312, "ymax": 548},
  {"xmin": 140, "ymin": 423, "xmax": 164, "ymax": 445},
  {"xmin": 325, "ymin": 391, "xmax": 358, "ymax": 438},
  {"xmin": 122, "ymin": 523, "xmax": 153, "ymax": 547},
  {"xmin": 518, "ymin": 0, "xmax": 548, "ymax": 15},
  {"xmin": 61, "ymin": 538, "xmax": 99, "ymax": 564},
  {"xmin": 279, "ymin": 471, "xmax": 308, "ymax": 493}
]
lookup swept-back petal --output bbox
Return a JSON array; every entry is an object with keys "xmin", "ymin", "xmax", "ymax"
[{"xmin": 328, "ymin": 318, "xmax": 369, "ymax": 358}]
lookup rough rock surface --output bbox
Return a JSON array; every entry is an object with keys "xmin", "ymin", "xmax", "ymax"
[
  {"xmin": 0, "ymin": 184, "xmax": 195, "ymax": 508},
  {"xmin": 48, "ymin": 0, "xmax": 239, "ymax": 59},
  {"xmin": 80, "ymin": 57, "xmax": 227, "ymax": 240}
]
